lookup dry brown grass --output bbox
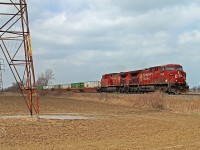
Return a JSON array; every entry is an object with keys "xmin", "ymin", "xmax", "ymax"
[
  {"xmin": 164, "ymin": 96, "xmax": 200, "ymax": 114},
  {"xmin": 54, "ymin": 92, "xmax": 200, "ymax": 114},
  {"xmin": 1, "ymin": 92, "xmax": 200, "ymax": 149},
  {"xmin": 4, "ymin": 89, "xmax": 200, "ymax": 115}
]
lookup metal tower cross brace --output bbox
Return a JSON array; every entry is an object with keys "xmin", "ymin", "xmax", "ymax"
[
  {"xmin": 0, "ymin": 0, "xmax": 39, "ymax": 115},
  {"xmin": 0, "ymin": 59, "xmax": 5, "ymax": 91}
]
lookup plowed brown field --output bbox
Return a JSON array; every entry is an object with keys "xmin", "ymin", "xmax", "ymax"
[{"xmin": 0, "ymin": 92, "xmax": 200, "ymax": 150}]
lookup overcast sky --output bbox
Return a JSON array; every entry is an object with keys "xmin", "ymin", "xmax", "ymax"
[{"xmin": 1, "ymin": 0, "xmax": 200, "ymax": 87}]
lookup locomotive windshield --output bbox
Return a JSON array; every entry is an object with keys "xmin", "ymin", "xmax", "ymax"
[
  {"xmin": 166, "ymin": 66, "xmax": 183, "ymax": 71},
  {"xmin": 176, "ymin": 67, "xmax": 183, "ymax": 71},
  {"xmin": 166, "ymin": 67, "xmax": 175, "ymax": 71}
]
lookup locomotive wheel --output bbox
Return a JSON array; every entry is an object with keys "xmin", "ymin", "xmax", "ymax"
[
  {"xmin": 124, "ymin": 86, "xmax": 129, "ymax": 93},
  {"xmin": 116, "ymin": 87, "xmax": 120, "ymax": 93}
]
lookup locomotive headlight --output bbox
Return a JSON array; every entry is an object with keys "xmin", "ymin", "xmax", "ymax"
[{"xmin": 165, "ymin": 79, "xmax": 168, "ymax": 83}]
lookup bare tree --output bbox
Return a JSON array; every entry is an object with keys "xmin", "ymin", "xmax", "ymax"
[
  {"xmin": 192, "ymin": 86, "xmax": 197, "ymax": 92},
  {"xmin": 37, "ymin": 69, "xmax": 54, "ymax": 88},
  {"xmin": 5, "ymin": 82, "xmax": 20, "ymax": 92},
  {"xmin": 198, "ymin": 86, "xmax": 200, "ymax": 92}
]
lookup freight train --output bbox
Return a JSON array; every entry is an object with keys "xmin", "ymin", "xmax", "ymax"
[{"xmin": 42, "ymin": 64, "xmax": 189, "ymax": 94}]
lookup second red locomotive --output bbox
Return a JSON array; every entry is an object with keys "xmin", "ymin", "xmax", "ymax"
[{"xmin": 100, "ymin": 64, "xmax": 188, "ymax": 94}]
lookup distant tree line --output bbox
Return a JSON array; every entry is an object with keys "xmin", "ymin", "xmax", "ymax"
[
  {"xmin": 5, "ymin": 69, "xmax": 54, "ymax": 93},
  {"xmin": 4, "ymin": 82, "xmax": 20, "ymax": 92},
  {"xmin": 191, "ymin": 86, "xmax": 200, "ymax": 92}
]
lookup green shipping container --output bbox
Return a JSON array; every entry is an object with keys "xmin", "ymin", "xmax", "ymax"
[
  {"xmin": 71, "ymin": 82, "xmax": 84, "ymax": 88},
  {"xmin": 37, "ymin": 85, "xmax": 43, "ymax": 90}
]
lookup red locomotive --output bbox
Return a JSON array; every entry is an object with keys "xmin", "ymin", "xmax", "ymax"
[{"xmin": 100, "ymin": 64, "xmax": 189, "ymax": 94}]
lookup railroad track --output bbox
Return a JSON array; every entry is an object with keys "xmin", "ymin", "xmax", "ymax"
[
  {"xmin": 167, "ymin": 93, "xmax": 200, "ymax": 97},
  {"xmin": 45, "ymin": 90, "xmax": 200, "ymax": 97},
  {"xmin": 67, "ymin": 92, "xmax": 200, "ymax": 96}
]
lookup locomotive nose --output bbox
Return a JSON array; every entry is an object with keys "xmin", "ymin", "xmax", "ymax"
[{"xmin": 174, "ymin": 71, "xmax": 186, "ymax": 84}]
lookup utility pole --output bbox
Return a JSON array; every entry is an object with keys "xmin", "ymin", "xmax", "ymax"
[
  {"xmin": 0, "ymin": 58, "xmax": 5, "ymax": 91},
  {"xmin": 0, "ymin": 0, "xmax": 39, "ymax": 115}
]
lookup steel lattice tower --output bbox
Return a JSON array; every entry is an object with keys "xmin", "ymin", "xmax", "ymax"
[
  {"xmin": 0, "ymin": 0, "xmax": 39, "ymax": 115},
  {"xmin": 0, "ymin": 59, "xmax": 4, "ymax": 91}
]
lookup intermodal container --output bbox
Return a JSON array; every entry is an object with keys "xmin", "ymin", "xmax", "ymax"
[
  {"xmin": 42, "ymin": 86, "xmax": 48, "ymax": 90},
  {"xmin": 71, "ymin": 82, "xmax": 84, "ymax": 88},
  {"xmin": 84, "ymin": 81, "xmax": 101, "ymax": 88},
  {"xmin": 61, "ymin": 84, "xmax": 71, "ymax": 89},
  {"xmin": 53, "ymin": 84, "xmax": 61, "ymax": 89},
  {"xmin": 47, "ymin": 85, "xmax": 54, "ymax": 90},
  {"xmin": 37, "ymin": 85, "xmax": 43, "ymax": 90}
]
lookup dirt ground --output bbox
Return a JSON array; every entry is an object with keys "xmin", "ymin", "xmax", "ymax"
[{"xmin": 0, "ymin": 93, "xmax": 200, "ymax": 150}]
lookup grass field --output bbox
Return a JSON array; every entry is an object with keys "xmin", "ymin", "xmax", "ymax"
[{"xmin": 0, "ymin": 92, "xmax": 200, "ymax": 150}]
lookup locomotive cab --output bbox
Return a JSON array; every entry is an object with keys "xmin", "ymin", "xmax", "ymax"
[
  {"xmin": 164, "ymin": 64, "xmax": 188, "ymax": 93},
  {"xmin": 165, "ymin": 64, "xmax": 186, "ymax": 84}
]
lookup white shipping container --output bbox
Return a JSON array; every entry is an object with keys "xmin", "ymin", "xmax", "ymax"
[
  {"xmin": 84, "ymin": 81, "xmax": 101, "ymax": 88},
  {"xmin": 61, "ymin": 84, "xmax": 71, "ymax": 89},
  {"xmin": 53, "ymin": 85, "xmax": 61, "ymax": 89},
  {"xmin": 43, "ymin": 86, "xmax": 48, "ymax": 90},
  {"xmin": 47, "ymin": 85, "xmax": 54, "ymax": 90}
]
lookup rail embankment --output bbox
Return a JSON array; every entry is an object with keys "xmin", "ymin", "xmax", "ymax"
[{"xmin": 44, "ymin": 91, "xmax": 200, "ymax": 114}]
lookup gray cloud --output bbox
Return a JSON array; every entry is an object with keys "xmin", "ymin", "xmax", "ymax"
[{"xmin": 111, "ymin": 0, "xmax": 200, "ymax": 13}]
